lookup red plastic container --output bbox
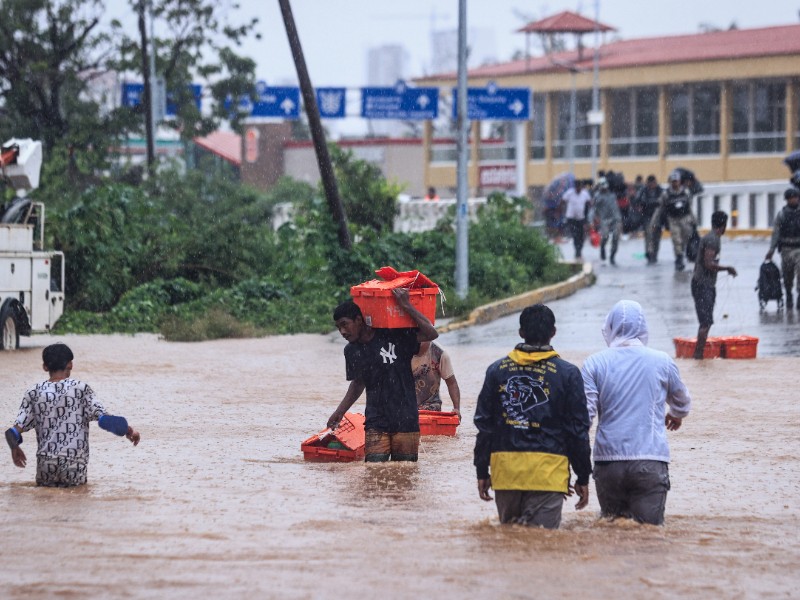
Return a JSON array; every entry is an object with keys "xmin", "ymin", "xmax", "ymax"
[
  {"xmin": 673, "ymin": 337, "xmax": 722, "ymax": 359},
  {"xmin": 351, "ymin": 284, "xmax": 438, "ymax": 328},
  {"xmin": 301, "ymin": 412, "xmax": 365, "ymax": 462},
  {"xmin": 418, "ymin": 410, "xmax": 460, "ymax": 436},
  {"xmin": 719, "ymin": 335, "xmax": 759, "ymax": 359}
]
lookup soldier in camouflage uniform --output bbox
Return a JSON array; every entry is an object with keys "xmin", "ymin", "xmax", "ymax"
[{"xmin": 651, "ymin": 170, "xmax": 696, "ymax": 272}]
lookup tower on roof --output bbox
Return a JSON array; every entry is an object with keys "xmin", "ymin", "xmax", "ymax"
[{"xmin": 517, "ymin": 10, "xmax": 616, "ymax": 62}]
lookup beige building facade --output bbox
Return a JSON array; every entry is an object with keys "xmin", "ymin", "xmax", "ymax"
[{"xmin": 417, "ymin": 23, "xmax": 800, "ymax": 194}]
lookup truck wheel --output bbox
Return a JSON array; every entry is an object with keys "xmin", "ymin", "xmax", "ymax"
[{"xmin": 0, "ymin": 304, "xmax": 20, "ymax": 350}]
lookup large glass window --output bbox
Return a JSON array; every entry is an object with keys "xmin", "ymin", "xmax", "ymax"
[
  {"xmin": 609, "ymin": 87, "xmax": 658, "ymax": 157},
  {"xmin": 668, "ymin": 85, "xmax": 720, "ymax": 155},
  {"xmin": 553, "ymin": 89, "xmax": 592, "ymax": 159},
  {"xmin": 731, "ymin": 81, "xmax": 786, "ymax": 153},
  {"xmin": 530, "ymin": 94, "xmax": 546, "ymax": 160}
]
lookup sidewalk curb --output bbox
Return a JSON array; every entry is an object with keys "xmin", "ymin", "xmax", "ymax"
[{"xmin": 437, "ymin": 261, "xmax": 595, "ymax": 333}]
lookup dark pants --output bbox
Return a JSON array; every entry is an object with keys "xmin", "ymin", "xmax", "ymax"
[
  {"xmin": 691, "ymin": 280, "xmax": 716, "ymax": 327},
  {"xmin": 494, "ymin": 490, "xmax": 564, "ymax": 529},
  {"xmin": 593, "ymin": 460, "xmax": 670, "ymax": 525},
  {"xmin": 567, "ymin": 218, "xmax": 586, "ymax": 258}
]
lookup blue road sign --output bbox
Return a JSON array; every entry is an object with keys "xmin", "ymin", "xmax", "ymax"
[
  {"xmin": 122, "ymin": 82, "xmax": 202, "ymax": 117},
  {"xmin": 122, "ymin": 82, "xmax": 144, "ymax": 108},
  {"xmin": 316, "ymin": 87, "xmax": 347, "ymax": 118},
  {"xmin": 361, "ymin": 80, "xmax": 438, "ymax": 120},
  {"xmin": 166, "ymin": 84, "xmax": 202, "ymax": 116},
  {"xmin": 250, "ymin": 84, "xmax": 300, "ymax": 119},
  {"xmin": 452, "ymin": 83, "xmax": 531, "ymax": 120}
]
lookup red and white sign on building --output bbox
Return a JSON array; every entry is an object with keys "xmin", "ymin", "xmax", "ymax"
[
  {"xmin": 244, "ymin": 127, "xmax": 260, "ymax": 163},
  {"xmin": 479, "ymin": 165, "xmax": 516, "ymax": 189}
]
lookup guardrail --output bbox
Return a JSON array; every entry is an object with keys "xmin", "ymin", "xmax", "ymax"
[{"xmin": 271, "ymin": 179, "xmax": 791, "ymax": 234}]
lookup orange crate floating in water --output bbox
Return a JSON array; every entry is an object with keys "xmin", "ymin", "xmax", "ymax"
[
  {"xmin": 351, "ymin": 282, "xmax": 438, "ymax": 329},
  {"xmin": 301, "ymin": 412, "xmax": 365, "ymax": 462},
  {"xmin": 419, "ymin": 410, "xmax": 460, "ymax": 436},
  {"xmin": 720, "ymin": 335, "xmax": 759, "ymax": 359},
  {"xmin": 673, "ymin": 337, "xmax": 722, "ymax": 359}
]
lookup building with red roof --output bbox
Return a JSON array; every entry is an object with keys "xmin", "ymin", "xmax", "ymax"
[{"xmin": 415, "ymin": 19, "xmax": 800, "ymax": 193}]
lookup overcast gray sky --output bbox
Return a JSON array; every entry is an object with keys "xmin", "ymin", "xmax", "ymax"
[
  {"xmin": 107, "ymin": 1, "xmax": 799, "ymax": 136},
  {"xmin": 246, "ymin": 0, "xmax": 798, "ymax": 86}
]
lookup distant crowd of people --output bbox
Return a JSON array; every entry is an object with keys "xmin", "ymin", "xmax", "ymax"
[{"xmin": 555, "ymin": 168, "xmax": 706, "ymax": 271}]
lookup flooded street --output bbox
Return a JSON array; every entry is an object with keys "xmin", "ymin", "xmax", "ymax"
[{"xmin": 2, "ymin": 237, "xmax": 799, "ymax": 599}]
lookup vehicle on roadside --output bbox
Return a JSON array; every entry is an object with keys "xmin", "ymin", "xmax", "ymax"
[{"xmin": 0, "ymin": 138, "xmax": 65, "ymax": 350}]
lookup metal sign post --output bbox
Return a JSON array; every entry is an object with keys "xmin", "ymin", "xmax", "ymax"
[{"xmin": 455, "ymin": 0, "xmax": 469, "ymax": 300}]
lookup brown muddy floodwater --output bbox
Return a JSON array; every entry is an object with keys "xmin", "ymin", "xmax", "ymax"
[{"xmin": 1, "ymin": 332, "xmax": 798, "ymax": 599}]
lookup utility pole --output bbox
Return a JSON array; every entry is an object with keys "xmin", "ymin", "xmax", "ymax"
[
  {"xmin": 278, "ymin": 0, "xmax": 351, "ymax": 251},
  {"xmin": 138, "ymin": 1, "xmax": 155, "ymax": 173},
  {"xmin": 454, "ymin": 0, "xmax": 469, "ymax": 299},
  {"xmin": 590, "ymin": 0, "xmax": 601, "ymax": 180}
]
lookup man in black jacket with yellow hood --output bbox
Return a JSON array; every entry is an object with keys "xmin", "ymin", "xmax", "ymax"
[{"xmin": 474, "ymin": 304, "xmax": 592, "ymax": 528}]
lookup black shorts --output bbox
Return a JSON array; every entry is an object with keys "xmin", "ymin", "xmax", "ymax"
[{"xmin": 691, "ymin": 280, "xmax": 716, "ymax": 327}]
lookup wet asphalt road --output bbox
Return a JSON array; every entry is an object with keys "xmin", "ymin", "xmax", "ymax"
[{"xmin": 442, "ymin": 234, "xmax": 800, "ymax": 358}]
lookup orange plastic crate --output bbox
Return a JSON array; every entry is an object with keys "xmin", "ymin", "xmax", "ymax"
[
  {"xmin": 719, "ymin": 335, "xmax": 759, "ymax": 359},
  {"xmin": 301, "ymin": 412, "xmax": 365, "ymax": 462},
  {"xmin": 418, "ymin": 410, "xmax": 460, "ymax": 436},
  {"xmin": 673, "ymin": 337, "xmax": 722, "ymax": 359},
  {"xmin": 351, "ymin": 283, "xmax": 438, "ymax": 328}
]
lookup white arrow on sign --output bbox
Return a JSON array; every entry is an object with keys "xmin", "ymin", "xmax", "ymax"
[
  {"xmin": 509, "ymin": 99, "xmax": 524, "ymax": 115},
  {"xmin": 417, "ymin": 94, "xmax": 430, "ymax": 110},
  {"xmin": 280, "ymin": 97, "xmax": 296, "ymax": 114}
]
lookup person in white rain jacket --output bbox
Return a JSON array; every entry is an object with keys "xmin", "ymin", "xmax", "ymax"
[{"xmin": 581, "ymin": 300, "xmax": 691, "ymax": 525}]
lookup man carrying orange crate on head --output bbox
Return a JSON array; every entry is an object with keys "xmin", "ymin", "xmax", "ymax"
[{"xmin": 328, "ymin": 288, "xmax": 438, "ymax": 462}]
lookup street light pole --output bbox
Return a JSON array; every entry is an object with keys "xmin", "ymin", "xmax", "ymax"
[
  {"xmin": 455, "ymin": 0, "xmax": 469, "ymax": 299},
  {"xmin": 568, "ymin": 70, "xmax": 576, "ymax": 175},
  {"xmin": 590, "ymin": 0, "xmax": 601, "ymax": 180}
]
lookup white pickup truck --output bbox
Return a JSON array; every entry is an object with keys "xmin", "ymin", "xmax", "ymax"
[{"xmin": 0, "ymin": 139, "xmax": 65, "ymax": 350}]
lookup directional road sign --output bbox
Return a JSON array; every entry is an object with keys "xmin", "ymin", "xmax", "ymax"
[
  {"xmin": 122, "ymin": 82, "xmax": 202, "ymax": 117},
  {"xmin": 361, "ymin": 80, "xmax": 438, "ymax": 120},
  {"xmin": 121, "ymin": 82, "xmax": 145, "ymax": 108},
  {"xmin": 250, "ymin": 82, "xmax": 300, "ymax": 119},
  {"xmin": 316, "ymin": 87, "xmax": 347, "ymax": 118},
  {"xmin": 166, "ymin": 84, "xmax": 202, "ymax": 116},
  {"xmin": 452, "ymin": 82, "xmax": 531, "ymax": 120}
]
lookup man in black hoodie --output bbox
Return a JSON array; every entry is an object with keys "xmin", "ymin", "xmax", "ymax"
[{"xmin": 473, "ymin": 304, "xmax": 592, "ymax": 529}]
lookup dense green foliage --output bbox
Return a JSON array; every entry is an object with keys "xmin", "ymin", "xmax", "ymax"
[
  {"xmin": 0, "ymin": 0, "xmax": 258, "ymax": 168},
  {"xmin": 49, "ymin": 151, "xmax": 570, "ymax": 339}
]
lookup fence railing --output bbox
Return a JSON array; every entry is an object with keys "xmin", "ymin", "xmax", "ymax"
[{"xmin": 271, "ymin": 180, "xmax": 790, "ymax": 234}]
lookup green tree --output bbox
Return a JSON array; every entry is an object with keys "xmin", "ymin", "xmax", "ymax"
[
  {"xmin": 0, "ymin": 0, "xmax": 128, "ymax": 165},
  {"xmin": 327, "ymin": 144, "xmax": 402, "ymax": 235},
  {"xmin": 112, "ymin": 0, "xmax": 260, "ymax": 140}
]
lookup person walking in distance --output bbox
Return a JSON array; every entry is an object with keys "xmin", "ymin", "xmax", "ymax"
[
  {"xmin": 765, "ymin": 188, "xmax": 800, "ymax": 310},
  {"xmin": 637, "ymin": 175, "xmax": 664, "ymax": 265},
  {"xmin": 691, "ymin": 211, "xmax": 737, "ymax": 359},
  {"xmin": 561, "ymin": 179, "xmax": 592, "ymax": 260},
  {"xmin": 474, "ymin": 304, "xmax": 591, "ymax": 529},
  {"xmin": 581, "ymin": 300, "xmax": 691, "ymax": 525},
  {"xmin": 651, "ymin": 170, "xmax": 696, "ymax": 272},
  {"xmin": 591, "ymin": 178, "xmax": 622, "ymax": 266}
]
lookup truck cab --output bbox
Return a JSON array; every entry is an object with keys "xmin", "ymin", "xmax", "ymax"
[{"xmin": 1, "ymin": 139, "xmax": 65, "ymax": 350}]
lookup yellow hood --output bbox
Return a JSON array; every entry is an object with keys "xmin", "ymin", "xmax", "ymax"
[{"xmin": 507, "ymin": 349, "xmax": 559, "ymax": 365}]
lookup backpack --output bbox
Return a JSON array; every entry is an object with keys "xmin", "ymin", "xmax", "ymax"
[{"xmin": 755, "ymin": 261, "xmax": 783, "ymax": 310}]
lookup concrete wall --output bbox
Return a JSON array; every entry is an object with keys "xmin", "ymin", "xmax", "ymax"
[{"xmin": 283, "ymin": 139, "xmax": 426, "ymax": 197}]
